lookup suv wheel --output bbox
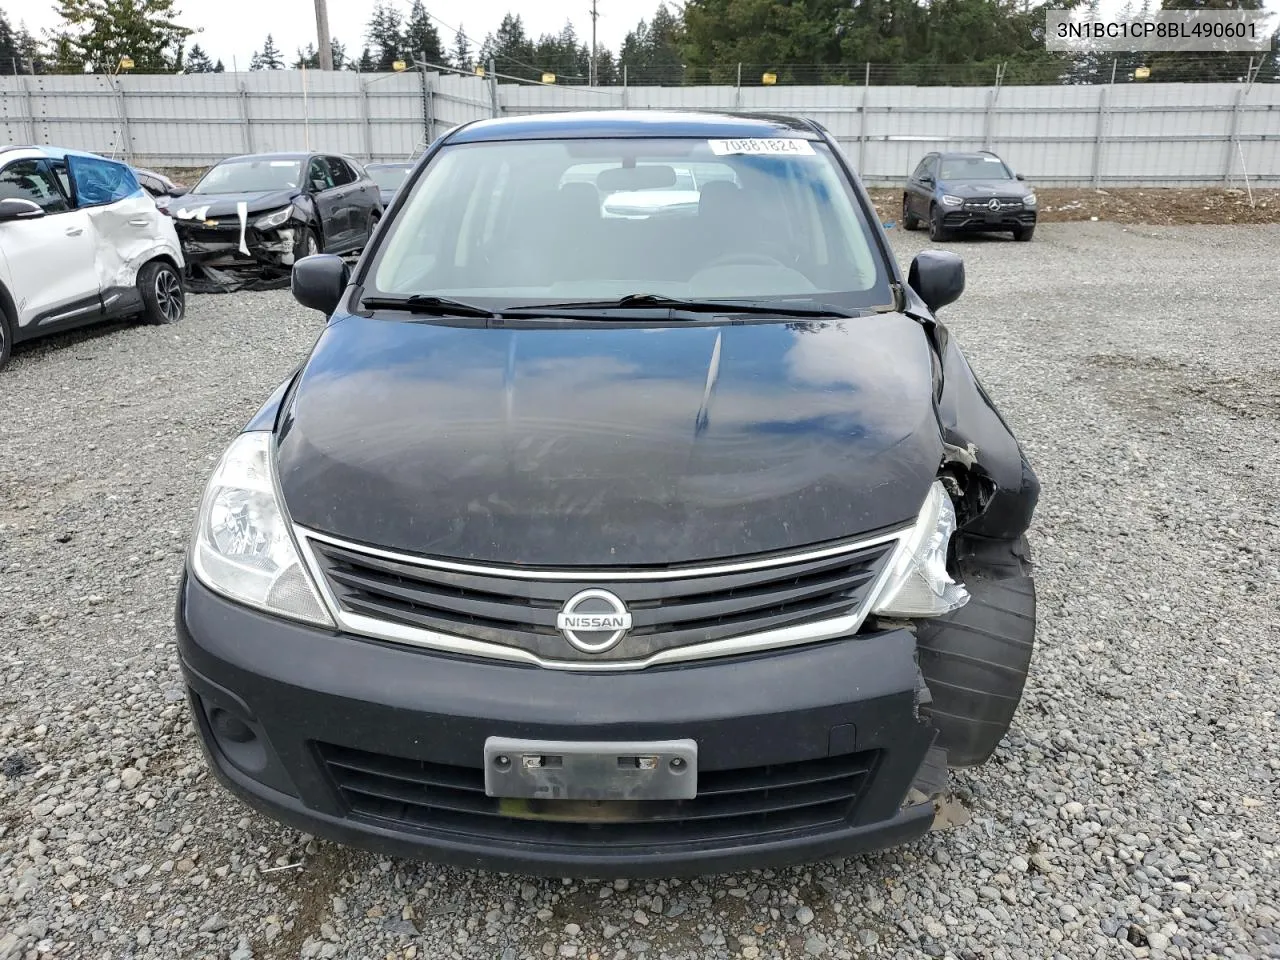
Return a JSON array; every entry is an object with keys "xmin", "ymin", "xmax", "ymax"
[
  {"xmin": 1013, "ymin": 225, "xmax": 1035, "ymax": 242},
  {"xmin": 928, "ymin": 205, "xmax": 949, "ymax": 242},
  {"xmin": 0, "ymin": 307, "xmax": 12, "ymax": 372},
  {"xmin": 295, "ymin": 227, "xmax": 321, "ymax": 262},
  {"xmin": 138, "ymin": 260, "xmax": 186, "ymax": 325},
  {"xmin": 902, "ymin": 196, "xmax": 920, "ymax": 231}
]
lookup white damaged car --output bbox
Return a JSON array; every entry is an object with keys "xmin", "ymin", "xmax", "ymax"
[{"xmin": 0, "ymin": 146, "xmax": 185, "ymax": 371}]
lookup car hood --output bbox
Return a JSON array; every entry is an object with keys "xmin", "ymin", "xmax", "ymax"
[
  {"xmin": 942, "ymin": 180, "xmax": 1029, "ymax": 198},
  {"xmin": 169, "ymin": 189, "xmax": 298, "ymax": 221},
  {"xmin": 275, "ymin": 313, "xmax": 945, "ymax": 566}
]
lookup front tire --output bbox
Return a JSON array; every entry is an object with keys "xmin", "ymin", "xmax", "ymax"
[
  {"xmin": 928, "ymin": 204, "xmax": 950, "ymax": 242},
  {"xmin": 902, "ymin": 196, "xmax": 921, "ymax": 231},
  {"xmin": 0, "ymin": 307, "xmax": 12, "ymax": 372},
  {"xmin": 137, "ymin": 260, "xmax": 185, "ymax": 325},
  {"xmin": 295, "ymin": 227, "xmax": 320, "ymax": 262},
  {"xmin": 1013, "ymin": 225, "xmax": 1035, "ymax": 242}
]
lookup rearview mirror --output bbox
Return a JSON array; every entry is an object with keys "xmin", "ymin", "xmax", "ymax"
[
  {"xmin": 908, "ymin": 251, "xmax": 965, "ymax": 313},
  {"xmin": 0, "ymin": 197, "xmax": 46, "ymax": 222},
  {"xmin": 292, "ymin": 254, "xmax": 349, "ymax": 315},
  {"xmin": 597, "ymin": 165, "xmax": 677, "ymax": 192}
]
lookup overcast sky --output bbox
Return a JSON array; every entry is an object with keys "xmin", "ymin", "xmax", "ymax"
[{"xmin": 14, "ymin": 0, "xmax": 663, "ymax": 71}]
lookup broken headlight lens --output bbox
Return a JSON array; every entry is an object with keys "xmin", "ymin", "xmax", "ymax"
[
  {"xmin": 190, "ymin": 431, "xmax": 333, "ymax": 626},
  {"xmin": 871, "ymin": 480, "xmax": 969, "ymax": 618},
  {"xmin": 253, "ymin": 205, "xmax": 293, "ymax": 230},
  {"xmin": 940, "ymin": 195, "xmax": 964, "ymax": 207}
]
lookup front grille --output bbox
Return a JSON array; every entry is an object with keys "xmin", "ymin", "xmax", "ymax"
[
  {"xmin": 962, "ymin": 197, "xmax": 1023, "ymax": 211},
  {"xmin": 318, "ymin": 743, "xmax": 877, "ymax": 848},
  {"xmin": 304, "ymin": 534, "xmax": 896, "ymax": 664}
]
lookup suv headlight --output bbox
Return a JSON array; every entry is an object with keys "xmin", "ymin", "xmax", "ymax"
[
  {"xmin": 940, "ymin": 195, "xmax": 964, "ymax": 207},
  {"xmin": 1023, "ymin": 193, "xmax": 1037, "ymax": 207},
  {"xmin": 253, "ymin": 205, "xmax": 293, "ymax": 230},
  {"xmin": 872, "ymin": 481, "xmax": 969, "ymax": 618},
  {"xmin": 189, "ymin": 431, "xmax": 333, "ymax": 626}
]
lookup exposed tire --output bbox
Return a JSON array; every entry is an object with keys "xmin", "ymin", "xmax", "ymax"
[
  {"xmin": 902, "ymin": 196, "xmax": 921, "ymax": 231},
  {"xmin": 0, "ymin": 306, "xmax": 12, "ymax": 372},
  {"xmin": 1013, "ymin": 225, "xmax": 1035, "ymax": 242},
  {"xmin": 295, "ymin": 227, "xmax": 320, "ymax": 262},
  {"xmin": 915, "ymin": 536, "xmax": 1036, "ymax": 768},
  {"xmin": 928, "ymin": 205, "xmax": 949, "ymax": 242},
  {"xmin": 137, "ymin": 260, "xmax": 185, "ymax": 325}
]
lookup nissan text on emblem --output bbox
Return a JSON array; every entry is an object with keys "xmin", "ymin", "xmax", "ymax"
[{"xmin": 556, "ymin": 589, "xmax": 633, "ymax": 653}]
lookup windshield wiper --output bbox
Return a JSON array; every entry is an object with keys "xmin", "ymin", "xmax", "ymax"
[
  {"xmin": 360, "ymin": 295, "xmax": 497, "ymax": 319},
  {"xmin": 508, "ymin": 294, "xmax": 856, "ymax": 318}
]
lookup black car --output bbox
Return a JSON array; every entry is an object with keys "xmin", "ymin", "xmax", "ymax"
[
  {"xmin": 177, "ymin": 111, "xmax": 1040, "ymax": 877},
  {"xmin": 902, "ymin": 151, "xmax": 1038, "ymax": 242},
  {"xmin": 169, "ymin": 152, "xmax": 381, "ymax": 289},
  {"xmin": 364, "ymin": 161, "xmax": 414, "ymax": 207}
]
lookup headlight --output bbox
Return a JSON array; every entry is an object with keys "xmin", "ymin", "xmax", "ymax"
[
  {"xmin": 871, "ymin": 481, "xmax": 969, "ymax": 618},
  {"xmin": 190, "ymin": 431, "xmax": 333, "ymax": 626},
  {"xmin": 1023, "ymin": 193, "xmax": 1037, "ymax": 207},
  {"xmin": 253, "ymin": 205, "xmax": 293, "ymax": 230},
  {"xmin": 940, "ymin": 195, "xmax": 964, "ymax": 207}
]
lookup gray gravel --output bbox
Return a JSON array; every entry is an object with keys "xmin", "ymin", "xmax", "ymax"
[{"xmin": 2, "ymin": 221, "xmax": 1279, "ymax": 960}]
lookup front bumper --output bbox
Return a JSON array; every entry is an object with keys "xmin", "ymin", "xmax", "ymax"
[
  {"xmin": 942, "ymin": 207, "xmax": 1038, "ymax": 232},
  {"xmin": 176, "ymin": 573, "xmax": 939, "ymax": 877}
]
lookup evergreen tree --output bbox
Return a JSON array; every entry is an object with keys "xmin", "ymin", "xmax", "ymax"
[
  {"xmin": 1150, "ymin": 0, "xmax": 1265, "ymax": 81},
  {"xmin": 404, "ymin": 0, "xmax": 445, "ymax": 65},
  {"xmin": 479, "ymin": 13, "xmax": 536, "ymax": 78},
  {"xmin": 249, "ymin": 33, "xmax": 284, "ymax": 70},
  {"xmin": 451, "ymin": 23, "xmax": 472, "ymax": 70},
  {"xmin": 0, "ymin": 7, "xmax": 17, "ymax": 74},
  {"xmin": 619, "ymin": 4, "xmax": 686, "ymax": 84},
  {"xmin": 46, "ymin": 0, "xmax": 194, "ymax": 74},
  {"xmin": 353, "ymin": 45, "xmax": 376, "ymax": 72},
  {"xmin": 364, "ymin": 0, "xmax": 405, "ymax": 70},
  {"xmin": 15, "ymin": 23, "xmax": 45, "ymax": 73},
  {"xmin": 213, "ymin": 57, "xmax": 224, "ymax": 71},
  {"xmin": 185, "ymin": 41, "xmax": 213, "ymax": 72},
  {"xmin": 294, "ymin": 42, "xmax": 318, "ymax": 68}
]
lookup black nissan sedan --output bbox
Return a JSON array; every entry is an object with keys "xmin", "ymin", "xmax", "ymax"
[{"xmin": 176, "ymin": 111, "xmax": 1040, "ymax": 877}]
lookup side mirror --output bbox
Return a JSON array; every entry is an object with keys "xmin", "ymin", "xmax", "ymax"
[
  {"xmin": 0, "ymin": 197, "xmax": 46, "ymax": 222},
  {"xmin": 920, "ymin": 175, "xmax": 934, "ymax": 186},
  {"xmin": 170, "ymin": 185, "xmax": 189, "ymax": 197},
  {"xmin": 1015, "ymin": 173, "xmax": 1025, "ymax": 181},
  {"xmin": 908, "ymin": 251, "xmax": 965, "ymax": 313},
  {"xmin": 292, "ymin": 254, "xmax": 349, "ymax": 315}
]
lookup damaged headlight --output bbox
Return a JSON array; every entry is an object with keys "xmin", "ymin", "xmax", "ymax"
[
  {"xmin": 253, "ymin": 205, "xmax": 293, "ymax": 230},
  {"xmin": 872, "ymin": 480, "xmax": 969, "ymax": 618},
  {"xmin": 190, "ymin": 431, "xmax": 332, "ymax": 626}
]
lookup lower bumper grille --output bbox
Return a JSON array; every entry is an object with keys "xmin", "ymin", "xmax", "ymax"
[{"xmin": 318, "ymin": 743, "xmax": 878, "ymax": 848}]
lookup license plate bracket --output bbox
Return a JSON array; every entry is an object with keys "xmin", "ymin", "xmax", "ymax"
[{"xmin": 483, "ymin": 737, "xmax": 698, "ymax": 801}]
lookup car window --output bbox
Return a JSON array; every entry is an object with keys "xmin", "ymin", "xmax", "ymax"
[
  {"xmin": 67, "ymin": 155, "xmax": 143, "ymax": 208},
  {"xmin": 939, "ymin": 156, "xmax": 1013, "ymax": 180},
  {"xmin": 367, "ymin": 165, "xmax": 412, "ymax": 191},
  {"xmin": 369, "ymin": 137, "xmax": 891, "ymax": 309},
  {"xmin": 191, "ymin": 158, "xmax": 302, "ymax": 194},
  {"xmin": 327, "ymin": 157, "xmax": 356, "ymax": 187},
  {"xmin": 911, "ymin": 157, "xmax": 932, "ymax": 180},
  {"xmin": 0, "ymin": 159, "xmax": 71, "ymax": 213},
  {"xmin": 308, "ymin": 158, "xmax": 335, "ymax": 191}
]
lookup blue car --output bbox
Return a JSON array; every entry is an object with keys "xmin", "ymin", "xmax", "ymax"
[{"xmin": 902, "ymin": 151, "xmax": 1038, "ymax": 242}]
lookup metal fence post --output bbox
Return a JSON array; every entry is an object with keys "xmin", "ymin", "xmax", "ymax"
[
  {"xmin": 735, "ymin": 62, "xmax": 742, "ymax": 109},
  {"xmin": 488, "ymin": 59, "xmax": 498, "ymax": 117},
  {"xmin": 858, "ymin": 80, "xmax": 870, "ymax": 173},
  {"xmin": 1091, "ymin": 84, "xmax": 1108, "ymax": 187},
  {"xmin": 982, "ymin": 88, "xmax": 995, "ymax": 151},
  {"xmin": 21, "ymin": 74, "xmax": 37, "ymax": 144},
  {"xmin": 113, "ymin": 77, "xmax": 134, "ymax": 162},
  {"xmin": 1223, "ymin": 87, "xmax": 1245, "ymax": 185},
  {"xmin": 421, "ymin": 57, "xmax": 435, "ymax": 148},
  {"xmin": 361, "ymin": 78, "xmax": 373, "ymax": 160},
  {"xmin": 238, "ymin": 81, "xmax": 254, "ymax": 153}
]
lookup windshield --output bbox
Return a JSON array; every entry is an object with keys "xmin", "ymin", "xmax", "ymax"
[
  {"xmin": 939, "ymin": 156, "xmax": 1013, "ymax": 181},
  {"xmin": 368, "ymin": 165, "xmax": 412, "ymax": 191},
  {"xmin": 366, "ymin": 137, "xmax": 891, "ymax": 310},
  {"xmin": 191, "ymin": 158, "xmax": 302, "ymax": 195}
]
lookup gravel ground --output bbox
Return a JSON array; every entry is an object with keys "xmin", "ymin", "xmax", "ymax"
[{"xmin": 2, "ymin": 222, "xmax": 1279, "ymax": 960}]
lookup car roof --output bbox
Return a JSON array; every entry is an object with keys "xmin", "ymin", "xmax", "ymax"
[
  {"xmin": 0, "ymin": 144, "xmax": 128, "ymax": 163},
  {"xmin": 447, "ymin": 110, "xmax": 821, "ymax": 144},
  {"xmin": 365, "ymin": 161, "xmax": 414, "ymax": 169},
  {"xmin": 217, "ymin": 152, "xmax": 314, "ymax": 163},
  {"xmin": 938, "ymin": 151, "xmax": 1004, "ymax": 161}
]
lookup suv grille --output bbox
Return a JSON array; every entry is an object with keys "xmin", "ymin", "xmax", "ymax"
[
  {"xmin": 962, "ymin": 197, "xmax": 1023, "ymax": 211},
  {"xmin": 303, "ymin": 533, "xmax": 897, "ymax": 665},
  {"xmin": 318, "ymin": 743, "xmax": 877, "ymax": 848}
]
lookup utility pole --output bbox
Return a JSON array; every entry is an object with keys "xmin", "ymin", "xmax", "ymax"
[
  {"xmin": 315, "ymin": 0, "xmax": 333, "ymax": 70},
  {"xmin": 588, "ymin": 0, "xmax": 599, "ymax": 86}
]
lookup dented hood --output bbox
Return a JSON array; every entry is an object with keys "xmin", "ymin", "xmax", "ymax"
[
  {"xmin": 275, "ymin": 313, "xmax": 946, "ymax": 566},
  {"xmin": 170, "ymin": 189, "xmax": 297, "ymax": 222}
]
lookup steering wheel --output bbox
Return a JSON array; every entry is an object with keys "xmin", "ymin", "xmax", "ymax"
[{"xmin": 700, "ymin": 251, "xmax": 791, "ymax": 270}]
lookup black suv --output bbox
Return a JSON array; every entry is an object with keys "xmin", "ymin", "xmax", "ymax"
[
  {"xmin": 177, "ymin": 111, "xmax": 1040, "ymax": 877},
  {"xmin": 903, "ymin": 151, "xmax": 1038, "ymax": 242}
]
